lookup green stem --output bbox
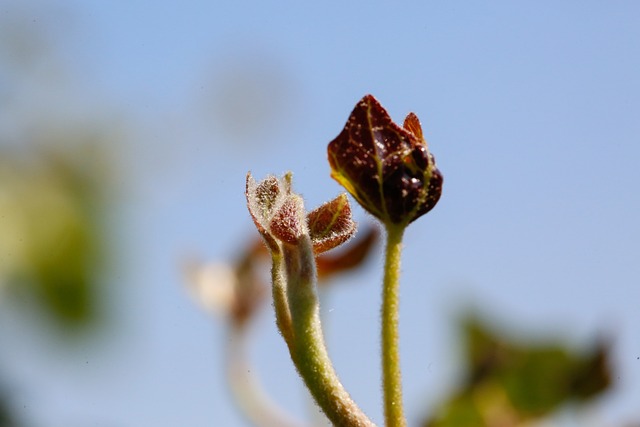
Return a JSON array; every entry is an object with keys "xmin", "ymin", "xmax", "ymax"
[
  {"xmin": 283, "ymin": 239, "xmax": 375, "ymax": 427},
  {"xmin": 270, "ymin": 251, "xmax": 294, "ymax": 350},
  {"xmin": 381, "ymin": 224, "xmax": 406, "ymax": 427}
]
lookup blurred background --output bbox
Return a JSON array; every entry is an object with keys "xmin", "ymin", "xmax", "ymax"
[{"xmin": 0, "ymin": 1, "xmax": 638, "ymax": 426}]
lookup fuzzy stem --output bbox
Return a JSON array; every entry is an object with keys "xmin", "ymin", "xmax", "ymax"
[
  {"xmin": 283, "ymin": 239, "xmax": 376, "ymax": 427},
  {"xmin": 381, "ymin": 224, "xmax": 406, "ymax": 427},
  {"xmin": 271, "ymin": 251, "xmax": 294, "ymax": 350}
]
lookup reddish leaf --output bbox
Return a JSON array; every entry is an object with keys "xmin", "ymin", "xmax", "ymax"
[{"xmin": 307, "ymin": 193, "xmax": 357, "ymax": 254}]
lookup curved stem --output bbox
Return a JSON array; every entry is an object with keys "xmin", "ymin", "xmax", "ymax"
[
  {"xmin": 283, "ymin": 239, "xmax": 376, "ymax": 427},
  {"xmin": 381, "ymin": 224, "xmax": 406, "ymax": 427},
  {"xmin": 226, "ymin": 323, "xmax": 307, "ymax": 427}
]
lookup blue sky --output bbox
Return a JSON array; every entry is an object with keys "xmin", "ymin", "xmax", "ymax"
[{"xmin": 1, "ymin": 1, "xmax": 639, "ymax": 426}]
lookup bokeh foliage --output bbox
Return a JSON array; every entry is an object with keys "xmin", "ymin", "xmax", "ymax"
[
  {"xmin": 0, "ymin": 6, "xmax": 120, "ymax": 424},
  {"xmin": 424, "ymin": 316, "xmax": 612, "ymax": 427},
  {"xmin": 0, "ymin": 2, "xmax": 120, "ymax": 333},
  {"xmin": 0, "ymin": 144, "xmax": 109, "ymax": 330}
]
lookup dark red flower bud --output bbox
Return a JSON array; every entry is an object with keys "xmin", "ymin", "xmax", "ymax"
[{"xmin": 328, "ymin": 95, "xmax": 443, "ymax": 226}]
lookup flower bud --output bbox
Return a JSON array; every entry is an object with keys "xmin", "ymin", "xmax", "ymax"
[{"xmin": 327, "ymin": 95, "xmax": 443, "ymax": 226}]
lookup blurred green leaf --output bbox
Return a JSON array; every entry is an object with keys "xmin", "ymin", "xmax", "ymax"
[
  {"xmin": 424, "ymin": 393, "xmax": 483, "ymax": 427},
  {"xmin": 0, "ymin": 145, "xmax": 108, "ymax": 332},
  {"xmin": 424, "ymin": 315, "xmax": 612, "ymax": 427}
]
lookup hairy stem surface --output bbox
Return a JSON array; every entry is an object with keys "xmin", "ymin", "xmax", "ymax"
[
  {"xmin": 270, "ymin": 251, "xmax": 294, "ymax": 349},
  {"xmin": 283, "ymin": 239, "xmax": 375, "ymax": 427},
  {"xmin": 381, "ymin": 224, "xmax": 406, "ymax": 427}
]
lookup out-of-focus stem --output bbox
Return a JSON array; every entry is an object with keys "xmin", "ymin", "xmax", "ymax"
[
  {"xmin": 381, "ymin": 224, "xmax": 406, "ymax": 427},
  {"xmin": 226, "ymin": 323, "xmax": 306, "ymax": 427}
]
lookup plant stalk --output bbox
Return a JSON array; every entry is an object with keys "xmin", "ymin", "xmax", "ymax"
[
  {"xmin": 381, "ymin": 224, "xmax": 406, "ymax": 427},
  {"xmin": 226, "ymin": 323, "xmax": 305, "ymax": 427},
  {"xmin": 283, "ymin": 239, "xmax": 375, "ymax": 427},
  {"xmin": 270, "ymin": 251, "xmax": 294, "ymax": 349}
]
